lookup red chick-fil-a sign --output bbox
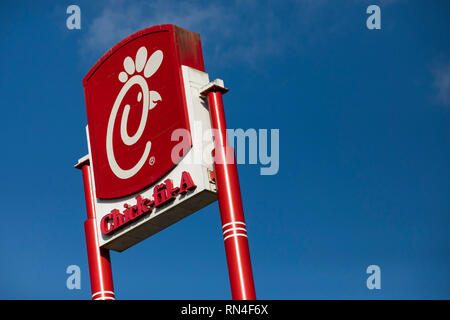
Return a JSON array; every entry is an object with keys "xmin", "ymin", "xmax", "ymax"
[
  {"xmin": 76, "ymin": 24, "xmax": 256, "ymax": 300},
  {"xmin": 84, "ymin": 25, "xmax": 205, "ymax": 199},
  {"xmin": 78, "ymin": 25, "xmax": 217, "ymax": 252}
]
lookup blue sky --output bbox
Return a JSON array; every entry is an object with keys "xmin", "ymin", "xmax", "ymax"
[{"xmin": 0, "ymin": 0, "xmax": 449, "ymax": 299}]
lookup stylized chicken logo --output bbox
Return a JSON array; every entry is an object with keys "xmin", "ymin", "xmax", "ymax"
[{"xmin": 106, "ymin": 46, "xmax": 163, "ymax": 179}]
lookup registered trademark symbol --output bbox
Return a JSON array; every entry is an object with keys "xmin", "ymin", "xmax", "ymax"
[{"xmin": 149, "ymin": 156, "xmax": 155, "ymax": 165}]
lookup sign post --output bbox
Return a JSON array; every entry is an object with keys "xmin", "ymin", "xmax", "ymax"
[
  {"xmin": 75, "ymin": 156, "xmax": 115, "ymax": 300},
  {"xmin": 201, "ymin": 81, "xmax": 257, "ymax": 300}
]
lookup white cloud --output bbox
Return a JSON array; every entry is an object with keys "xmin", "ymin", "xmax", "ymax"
[
  {"xmin": 79, "ymin": 0, "xmax": 320, "ymax": 68},
  {"xmin": 432, "ymin": 62, "xmax": 450, "ymax": 106},
  {"xmin": 81, "ymin": 0, "xmax": 393, "ymax": 69},
  {"xmin": 79, "ymin": 0, "xmax": 230, "ymax": 62}
]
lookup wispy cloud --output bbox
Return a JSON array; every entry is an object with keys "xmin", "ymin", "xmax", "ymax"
[
  {"xmin": 79, "ymin": 0, "xmax": 328, "ymax": 68},
  {"xmin": 432, "ymin": 61, "xmax": 450, "ymax": 106},
  {"xmin": 80, "ymin": 0, "xmax": 406, "ymax": 70},
  {"xmin": 79, "ymin": 0, "xmax": 230, "ymax": 62}
]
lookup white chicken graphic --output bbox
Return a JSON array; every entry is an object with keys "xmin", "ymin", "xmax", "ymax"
[{"xmin": 106, "ymin": 46, "xmax": 163, "ymax": 179}]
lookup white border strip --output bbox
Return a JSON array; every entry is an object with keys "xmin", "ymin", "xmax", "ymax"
[
  {"xmin": 222, "ymin": 221, "xmax": 246, "ymax": 229},
  {"xmin": 92, "ymin": 291, "xmax": 115, "ymax": 299},
  {"xmin": 94, "ymin": 297, "xmax": 115, "ymax": 300},
  {"xmin": 223, "ymin": 233, "xmax": 248, "ymax": 241},
  {"xmin": 223, "ymin": 227, "xmax": 247, "ymax": 235}
]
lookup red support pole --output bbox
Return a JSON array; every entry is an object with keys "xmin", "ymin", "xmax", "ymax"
[
  {"xmin": 201, "ymin": 81, "xmax": 256, "ymax": 300},
  {"xmin": 75, "ymin": 158, "xmax": 115, "ymax": 300}
]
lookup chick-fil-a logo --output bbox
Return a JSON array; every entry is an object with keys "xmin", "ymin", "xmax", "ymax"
[
  {"xmin": 100, "ymin": 171, "xmax": 197, "ymax": 235},
  {"xmin": 106, "ymin": 46, "xmax": 163, "ymax": 179},
  {"xmin": 84, "ymin": 25, "xmax": 202, "ymax": 199}
]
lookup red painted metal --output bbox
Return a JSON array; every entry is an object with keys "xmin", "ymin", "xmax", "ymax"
[
  {"xmin": 77, "ymin": 160, "xmax": 115, "ymax": 300},
  {"xmin": 83, "ymin": 25, "xmax": 204, "ymax": 199},
  {"xmin": 201, "ymin": 86, "xmax": 256, "ymax": 300}
]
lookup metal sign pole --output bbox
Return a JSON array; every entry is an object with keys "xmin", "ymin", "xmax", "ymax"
[
  {"xmin": 201, "ymin": 80, "xmax": 257, "ymax": 300},
  {"xmin": 75, "ymin": 157, "xmax": 115, "ymax": 300}
]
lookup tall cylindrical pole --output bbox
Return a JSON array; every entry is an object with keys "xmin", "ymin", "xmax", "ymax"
[
  {"xmin": 76, "ymin": 158, "xmax": 115, "ymax": 300},
  {"xmin": 201, "ymin": 82, "xmax": 256, "ymax": 300}
]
